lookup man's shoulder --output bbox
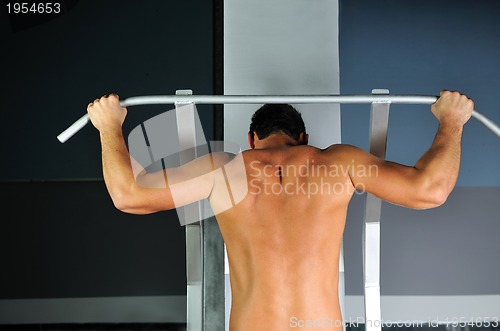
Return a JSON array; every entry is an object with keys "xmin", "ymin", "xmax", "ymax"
[
  {"xmin": 322, "ymin": 143, "xmax": 361, "ymax": 154},
  {"xmin": 240, "ymin": 145, "xmax": 321, "ymax": 158},
  {"xmin": 238, "ymin": 144, "xmax": 363, "ymax": 159},
  {"xmin": 320, "ymin": 144, "xmax": 369, "ymax": 164}
]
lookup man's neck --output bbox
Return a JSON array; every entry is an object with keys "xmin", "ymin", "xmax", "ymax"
[{"xmin": 255, "ymin": 134, "xmax": 301, "ymax": 149}]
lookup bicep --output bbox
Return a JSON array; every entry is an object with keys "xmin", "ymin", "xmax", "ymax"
[
  {"xmin": 355, "ymin": 158, "xmax": 422, "ymax": 208},
  {"xmin": 338, "ymin": 145, "xmax": 432, "ymax": 209},
  {"xmin": 128, "ymin": 153, "xmax": 230, "ymax": 213},
  {"xmin": 129, "ymin": 171, "xmax": 213, "ymax": 214}
]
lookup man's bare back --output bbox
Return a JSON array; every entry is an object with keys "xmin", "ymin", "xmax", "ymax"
[
  {"xmin": 214, "ymin": 145, "xmax": 353, "ymax": 330},
  {"xmin": 86, "ymin": 90, "xmax": 473, "ymax": 331}
]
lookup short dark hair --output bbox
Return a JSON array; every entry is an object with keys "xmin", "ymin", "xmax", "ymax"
[{"xmin": 249, "ymin": 104, "xmax": 306, "ymax": 141}]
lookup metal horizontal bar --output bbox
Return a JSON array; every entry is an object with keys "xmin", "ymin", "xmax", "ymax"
[
  {"xmin": 120, "ymin": 94, "xmax": 439, "ymax": 107},
  {"xmin": 57, "ymin": 94, "xmax": 500, "ymax": 143}
]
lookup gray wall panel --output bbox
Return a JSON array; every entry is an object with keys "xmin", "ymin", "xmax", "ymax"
[
  {"xmin": 224, "ymin": 0, "xmax": 341, "ymax": 150},
  {"xmin": 344, "ymin": 187, "xmax": 500, "ymax": 296}
]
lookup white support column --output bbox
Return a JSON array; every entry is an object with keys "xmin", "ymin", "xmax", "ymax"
[
  {"xmin": 175, "ymin": 90, "xmax": 203, "ymax": 331},
  {"xmin": 363, "ymin": 89, "xmax": 391, "ymax": 331},
  {"xmin": 339, "ymin": 238, "xmax": 346, "ymax": 331},
  {"xmin": 224, "ymin": 1, "xmax": 341, "ymax": 330},
  {"xmin": 176, "ymin": 90, "xmax": 226, "ymax": 331}
]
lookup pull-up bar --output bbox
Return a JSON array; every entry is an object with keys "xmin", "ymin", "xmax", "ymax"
[{"xmin": 56, "ymin": 94, "xmax": 500, "ymax": 143}]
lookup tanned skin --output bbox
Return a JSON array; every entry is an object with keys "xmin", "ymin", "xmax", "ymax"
[{"xmin": 87, "ymin": 90, "xmax": 473, "ymax": 330}]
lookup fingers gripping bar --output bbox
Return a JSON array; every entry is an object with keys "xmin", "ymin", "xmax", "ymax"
[{"xmin": 56, "ymin": 94, "xmax": 500, "ymax": 143}]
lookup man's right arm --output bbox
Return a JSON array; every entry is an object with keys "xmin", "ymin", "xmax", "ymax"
[
  {"xmin": 88, "ymin": 94, "xmax": 225, "ymax": 215},
  {"xmin": 333, "ymin": 90, "xmax": 473, "ymax": 209}
]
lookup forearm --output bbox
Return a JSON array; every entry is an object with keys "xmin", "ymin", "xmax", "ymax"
[
  {"xmin": 414, "ymin": 122, "xmax": 463, "ymax": 197},
  {"xmin": 100, "ymin": 129, "xmax": 136, "ymax": 206},
  {"xmin": 87, "ymin": 94, "xmax": 175, "ymax": 213}
]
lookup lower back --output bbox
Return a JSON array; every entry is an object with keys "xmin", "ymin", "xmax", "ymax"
[{"xmin": 214, "ymin": 146, "xmax": 351, "ymax": 330}]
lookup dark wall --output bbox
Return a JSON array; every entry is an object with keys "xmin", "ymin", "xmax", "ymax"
[
  {"xmin": 339, "ymin": 0, "xmax": 500, "ymax": 186},
  {"xmin": 339, "ymin": 0, "xmax": 500, "ymax": 299},
  {"xmin": 0, "ymin": 0, "xmax": 214, "ymax": 302},
  {"xmin": 0, "ymin": 181, "xmax": 186, "ymax": 299},
  {"xmin": 0, "ymin": 0, "xmax": 214, "ymax": 180}
]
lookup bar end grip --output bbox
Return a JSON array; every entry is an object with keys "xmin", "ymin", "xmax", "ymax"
[{"xmin": 57, "ymin": 114, "xmax": 90, "ymax": 143}]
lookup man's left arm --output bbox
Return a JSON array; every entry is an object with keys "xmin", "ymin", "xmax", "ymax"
[{"xmin": 331, "ymin": 90, "xmax": 473, "ymax": 210}]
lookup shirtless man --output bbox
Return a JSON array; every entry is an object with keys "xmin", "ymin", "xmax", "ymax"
[{"xmin": 87, "ymin": 90, "xmax": 473, "ymax": 330}]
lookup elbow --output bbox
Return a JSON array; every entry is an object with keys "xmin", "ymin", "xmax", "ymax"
[
  {"xmin": 109, "ymin": 186, "xmax": 172, "ymax": 215},
  {"xmin": 425, "ymin": 187, "xmax": 449, "ymax": 208},
  {"xmin": 415, "ymin": 182, "xmax": 451, "ymax": 209},
  {"xmin": 109, "ymin": 188, "xmax": 144, "ymax": 215},
  {"xmin": 110, "ymin": 189, "xmax": 134, "ymax": 213}
]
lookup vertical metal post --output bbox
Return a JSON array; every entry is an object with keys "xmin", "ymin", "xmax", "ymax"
[
  {"xmin": 363, "ymin": 89, "xmax": 390, "ymax": 331},
  {"xmin": 201, "ymin": 218, "xmax": 225, "ymax": 331},
  {"xmin": 175, "ymin": 90, "xmax": 226, "ymax": 331},
  {"xmin": 175, "ymin": 90, "xmax": 203, "ymax": 331},
  {"xmin": 339, "ymin": 238, "xmax": 346, "ymax": 331}
]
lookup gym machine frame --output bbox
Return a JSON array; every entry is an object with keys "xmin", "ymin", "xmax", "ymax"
[{"xmin": 57, "ymin": 90, "xmax": 500, "ymax": 331}]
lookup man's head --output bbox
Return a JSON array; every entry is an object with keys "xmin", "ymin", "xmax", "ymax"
[{"xmin": 248, "ymin": 104, "xmax": 308, "ymax": 149}]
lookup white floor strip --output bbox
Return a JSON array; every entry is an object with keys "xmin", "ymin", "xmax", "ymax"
[{"xmin": 345, "ymin": 295, "xmax": 500, "ymax": 324}]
